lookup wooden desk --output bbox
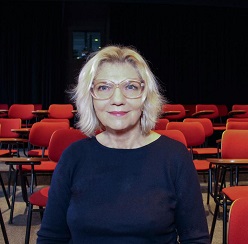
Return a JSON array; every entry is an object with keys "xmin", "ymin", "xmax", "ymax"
[
  {"xmin": 32, "ymin": 110, "xmax": 49, "ymax": 121},
  {"xmin": 191, "ymin": 110, "xmax": 214, "ymax": 117},
  {"xmin": 228, "ymin": 110, "xmax": 246, "ymax": 117},
  {"xmin": 160, "ymin": 111, "xmax": 180, "ymax": 118},
  {"xmin": 11, "ymin": 128, "xmax": 31, "ymax": 135},
  {"xmin": 0, "ymin": 157, "xmax": 49, "ymax": 224},
  {"xmin": 0, "ymin": 109, "xmax": 8, "ymax": 114}
]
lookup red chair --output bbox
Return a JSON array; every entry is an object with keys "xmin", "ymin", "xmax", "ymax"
[
  {"xmin": 226, "ymin": 121, "xmax": 248, "ymax": 130},
  {"xmin": 154, "ymin": 118, "xmax": 169, "ymax": 130},
  {"xmin": 183, "ymin": 104, "xmax": 196, "ymax": 118},
  {"xmin": 161, "ymin": 104, "xmax": 186, "ymax": 121},
  {"xmin": 208, "ymin": 130, "xmax": 248, "ymax": 243},
  {"xmin": 193, "ymin": 104, "xmax": 219, "ymax": 120},
  {"xmin": 8, "ymin": 104, "xmax": 35, "ymax": 128},
  {"xmin": 48, "ymin": 104, "xmax": 74, "ymax": 119},
  {"xmin": 0, "ymin": 104, "xmax": 8, "ymax": 118},
  {"xmin": 228, "ymin": 197, "xmax": 248, "ymax": 244},
  {"xmin": 166, "ymin": 121, "xmax": 213, "ymax": 202},
  {"xmin": 231, "ymin": 104, "xmax": 248, "ymax": 118},
  {"xmin": 153, "ymin": 129, "xmax": 187, "ymax": 146},
  {"xmin": 25, "ymin": 128, "xmax": 87, "ymax": 244},
  {"xmin": 183, "ymin": 118, "xmax": 220, "ymax": 158},
  {"xmin": 27, "ymin": 121, "xmax": 70, "ymax": 157}
]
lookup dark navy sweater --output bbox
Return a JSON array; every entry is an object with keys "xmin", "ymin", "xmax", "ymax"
[{"xmin": 37, "ymin": 135, "xmax": 210, "ymax": 243}]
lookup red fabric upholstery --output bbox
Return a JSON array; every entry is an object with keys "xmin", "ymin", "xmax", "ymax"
[
  {"xmin": 154, "ymin": 118, "xmax": 169, "ymax": 130},
  {"xmin": 226, "ymin": 121, "xmax": 248, "ymax": 130},
  {"xmin": 29, "ymin": 187, "xmax": 50, "ymax": 207},
  {"xmin": 0, "ymin": 118, "xmax": 21, "ymax": 138},
  {"xmin": 232, "ymin": 104, "xmax": 248, "ymax": 118},
  {"xmin": 153, "ymin": 129, "xmax": 187, "ymax": 146},
  {"xmin": 48, "ymin": 104, "xmax": 74, "ymax": 119},
  {"xmin": 221, "ymin": 130, "xmax": 248, "ymax": 158},
  {"xmin": 8, "ymin": 104, "xmax": 35, "ymax": 121},
  {"xmin": 48, "ymin": 128, "xmax": 87, "ymax": 162},
  {"xmin": 222, "ymin": 186, "xmax": 248, "ymax": 201},
  {"xmin": 228, "ymin": 197, "xmax": 248, "ymax": 244},
  {"xmin": 161, "ymin": 104, "xmax": 186, "ymax": 120},
  {"xmin": 195, "ymin": 104, "xmax": 219, "ymax": 120}
]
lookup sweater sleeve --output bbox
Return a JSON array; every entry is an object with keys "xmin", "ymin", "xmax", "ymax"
[
  {"xmin": 37, "ymin": 147, "xmax": 75, "ymax": 243},
  {"xmin": 174, "ymin": 146, "xmax": 210, "ymax": 243}
]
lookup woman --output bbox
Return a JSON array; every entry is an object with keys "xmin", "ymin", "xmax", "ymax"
[{"xmin": 37, "ymin": 45, "xmax": 210, "ymax": 243}]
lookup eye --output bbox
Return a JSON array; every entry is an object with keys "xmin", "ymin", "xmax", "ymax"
[
  {"xmin": 95, "ymin": 83, "xmax": 112, "ymax": 91},
  {"xmin": 125, "ymin": 81, "xmax": 140, "ymax": 90}
]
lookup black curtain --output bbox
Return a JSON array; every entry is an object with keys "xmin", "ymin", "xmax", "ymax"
[
  {"xmin": 1, "ymin": 2, "xmax": 248, "ymax": 109},
  {"xmin": 1, "ymin": 2, "xmax": 67, "ymax": 109},
  {"xmin": 109, "ymin": 3, "xmax": 248, "ymax": 109}
]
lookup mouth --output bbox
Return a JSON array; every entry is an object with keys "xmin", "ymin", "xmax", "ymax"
[{"xmin": 108, "ymin": 111, "xmax": 128, "ymax": 117}]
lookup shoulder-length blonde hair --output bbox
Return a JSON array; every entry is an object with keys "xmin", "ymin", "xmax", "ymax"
[{"xmin": 71, "ymin": 45, "xmax": 166, "ymax": 137}]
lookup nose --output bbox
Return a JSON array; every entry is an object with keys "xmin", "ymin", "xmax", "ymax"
[{"xmin": 110, "ymin": 86, "xmax": 125, "ymax": 105}]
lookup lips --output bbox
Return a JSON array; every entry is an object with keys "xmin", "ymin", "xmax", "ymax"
[{"xmin": 108, "ymin": 111, "xmax": 128, "ymax": 116}]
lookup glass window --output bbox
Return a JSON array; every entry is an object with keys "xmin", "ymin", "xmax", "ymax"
[{"xmin": 73, "ymin": 31, "xmax": 101, "ymax": 59}]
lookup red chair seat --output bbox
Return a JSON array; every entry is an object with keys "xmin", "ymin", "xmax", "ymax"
[
  {"xmin": 29, "ymin": 187, "xmax": 49, "ymax": 207},
  {"xmin": 222, "ymin": 186, "xmax": 248, "ymax": 201},
  {"xmin": 17, "ymin": 161, "xmax": 56, "ymax": 171}
]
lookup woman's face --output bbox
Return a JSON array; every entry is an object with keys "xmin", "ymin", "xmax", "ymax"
[{"xmin": 92, "ymin": 62, "xmax": 145, "ymax": 134}]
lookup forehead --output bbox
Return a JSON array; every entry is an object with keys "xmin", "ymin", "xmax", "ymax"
[{"xmin": 95, "ymin": 62, "xmax": 139, "ymax": 81}]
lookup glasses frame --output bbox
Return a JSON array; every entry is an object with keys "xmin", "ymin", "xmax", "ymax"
[{"xmin": 90, "ymin": 79, "xmax": 145, "ymax": 100}]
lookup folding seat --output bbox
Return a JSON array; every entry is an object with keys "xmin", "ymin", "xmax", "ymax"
[
  {"xmin": 25, "ymin": 128, "xmax": 87, "ymax": 244},
  {"xmin": 226, "ymin": 121, "xmax": 248, "ymax": 130}
]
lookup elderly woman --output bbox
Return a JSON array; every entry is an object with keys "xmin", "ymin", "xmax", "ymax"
[{"xmin": 37, "ymin": 45, "xmax": 210, "ymax": 243}]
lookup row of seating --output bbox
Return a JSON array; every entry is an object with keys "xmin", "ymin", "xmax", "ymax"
[
  {"xmin": 0, "ymin": 103, "xmax": 75, "ymax": 128},
  {"xmin": 161, "ymin": 103, "xmax": 248, "ymax": 124}
]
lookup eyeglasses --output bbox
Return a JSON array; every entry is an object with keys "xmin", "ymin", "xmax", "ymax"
[{"xmin": 90, "ymin": 79, "xmax": 145, "ymax": 100}]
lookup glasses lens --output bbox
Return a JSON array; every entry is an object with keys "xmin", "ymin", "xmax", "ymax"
[
  {"xmin": 92, "ymin": 81, "xmax": 114, "ymax": 99},
  {"xmin": 91, "ymin": 79, "xmax": 145, "ymax": 99},
  {"xmin": 121, "ymin": 80, "xmax": 144, "ymax": 98}
]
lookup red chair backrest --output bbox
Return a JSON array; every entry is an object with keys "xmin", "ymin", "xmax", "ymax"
[
  {"xmin": 184, "ymin": 118, "xmax": 213, "ymax": 137},
  {"xmin": 0, "ymin": 118, "xmax": 21, "ymax": 138},
  {"xmin": 221, "ymin": 130, "xmax": 248, "ymax": 158},
  {"xmin": 154, "ymin": 129, "xmax": 187, "ymax": 146},
  {"xmin": 161, "ymin": 104, "xmax": 186, "ymax": 120},
  {"xmin": 48, "ymin": 104, "xmax": 74, "ymax": 119},
  {"xmin": 195, "ymin": 104, "xmax": 219, "ymax": 119},
  {"xmin": 48, "ymin": 128, "xmax": 87, "ymax": 162},
  {"xmin": 228, "ymin": 197, "xmax": 248, "ymax": 244},
  {"xmin": 154, "ymin": 118, "xmax": 169, "ymax": 130},
  {"xmin": 166, "ymin": 121, "xmax": 205, "ymax": 147},
  {"xmin": 29, "ymin": 121, "xmax": 69, "ymax": 147},
  {"xmin": 232, "ymin": 104, "xmax": 248, "ymax": 118},
  {"xmin": 226, "ymin": 121, "xmax": 248, "ymax": 130},
  {"xmin": 8, "ymin": 104, "xmax": 35, "ymax": 120}
]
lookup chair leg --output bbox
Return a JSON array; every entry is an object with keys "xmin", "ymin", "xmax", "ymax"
[
  {"xmin": 0, "ymin": 209, "xmax": 9, "ymax": 244},
  {"xmin": 210, "ymin": 202, "xmax": 219, "ymax": 243},
  {"xmin": 0, "ymin": 174, "xmax": 10, "ymax": 209},
  {"xmin": 9, "ymin": 169, "xmax": 18, "ymax": 224},
  {"xmin": 222, "ymin": 195, "xmax": 229, "ymax": 244},
  {"xmin": 25, "ymin": 203, "xmax": 33, "ymax": 244}
]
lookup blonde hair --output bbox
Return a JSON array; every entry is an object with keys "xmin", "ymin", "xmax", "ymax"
[{"xmin": 71, "ymin": 45, "xmax": 166, "ymax": 137}]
